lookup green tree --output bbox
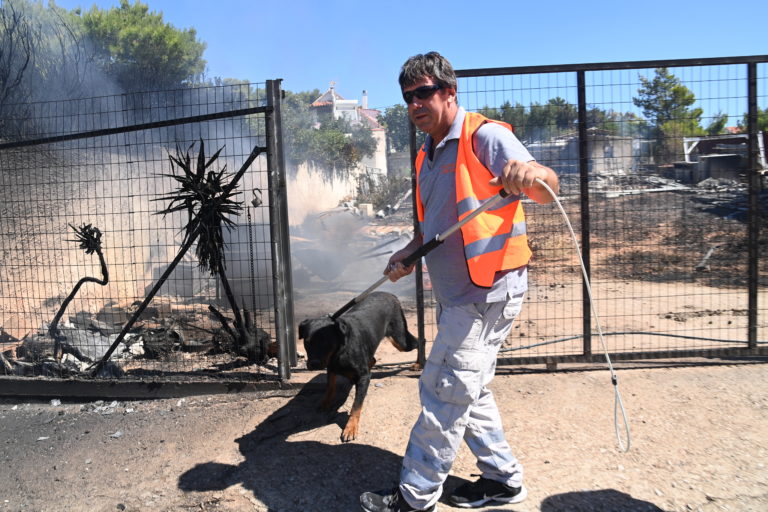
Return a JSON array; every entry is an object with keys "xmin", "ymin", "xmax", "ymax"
[
  {"xmin": 526, "ymin": 102, "xmax": 553, "ymax": 141},
  {"xmin": 633, "ymin": 68, "xmax": 703, "ymax": 162},
  {"xmin": 378, "ymin": 103, "xmax": 426, "ymax": 152},
  {"xmin": 477, "ymin": 100, "xmax": 646, "ymax": 143},
  {"xmin": 314, "ymin": 116, "xmax": 376, "ymax": 175},
  {"xmin": 738, "ymin": 106, "xmax": 768, "ymax": 133},
  {"xmin": 588, "ymin": 108, "xmax": 649, "ymax": 137},
  {"xmin": 499, "ymin": 101, "xmax": 529, "ymax": 141},
  {"xmin": 0, "ymin": 0, "xmax": 93, "ymax": 134},
  {"xmin": 548, "ymin": 97, "xmax": 577, "ymax": 133},
  {"xmin": 477, "ymin": 101, "xmax": 536, "ymax": 141},
  {"xmin": 281, "ymin": 90, "xmax": 377, "ymax": 179},
  {"xmin": 705, "ymin": 112, "xmax": 728, "ymax": 135},
  {"xmin": 80, "ymin": 0, "xmax": 206, "ymax": 91},
  {"xmin": 477, "ymin": 105, "xmax": 500, "ymax": 120},
  {"xmin": 379, "ymin": 104, "xmax": 407, "ymax": 152},
  {"xmin": 281, "ymin": 89, "xmax": 320, "ymax": 171},
  {"xmin": 506, "ymin": 97, "xmax": 576, "ymax": 141},
  {"xmin": 615, "ymin": 111, "xmax": 649, "ymax": 137},
  {"xmin": 633, "ymin": 68, "xmax": 700, "ymax": 127},
  {"xmin": 478, "ymin": 98, "xmax": 577, "ymax": 142}
]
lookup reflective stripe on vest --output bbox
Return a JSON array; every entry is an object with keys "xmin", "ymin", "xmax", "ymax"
[{"xmin": 415, "ymin": 111, "xmax": 531, "ymax": 287}]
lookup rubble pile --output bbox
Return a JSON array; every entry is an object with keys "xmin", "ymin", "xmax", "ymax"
[
  {"xmin": 290, "ymin": 190, "xmax": 415, "ymax": 290},
  {"xmin": 1, "ymin": 297, "xmax": 272, "ymax": 379}
]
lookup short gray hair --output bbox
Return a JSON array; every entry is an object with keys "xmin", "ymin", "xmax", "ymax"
[{"xmin": 399, "ymin": 51, "xmax": 457, "ymax": 91}]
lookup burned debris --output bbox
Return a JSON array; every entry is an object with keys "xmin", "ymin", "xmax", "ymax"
[
  {"xmin": 49, "ymin": 223, "xmax": 109, "ymax": 361},
  {"xmin": 6, "ymin": 301, "xmax": 238, "ymax": 379},
  {"xmin": 89, "ymin": 140, "xmax": 272, "ymax": 376},
  {"xmin": 1, "ymin": 140, "xmax": 277, "ymax": 379},
  {"xmin": 1, "ymin": 223, "xmax": 119, "ymax": 377},
  {"xmin": 290, "ymin": 185, "xmax": 415, "ymax": 291}
]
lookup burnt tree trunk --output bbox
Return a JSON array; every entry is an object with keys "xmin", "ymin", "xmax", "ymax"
[{"xmin": 50, "ymin": 249, "xmax": 109, "ymax": 360}]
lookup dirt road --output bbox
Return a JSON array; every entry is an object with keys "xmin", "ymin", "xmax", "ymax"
[{"xmin": 1, "ymin": 355, "xmax": 767, "ymax": 512}]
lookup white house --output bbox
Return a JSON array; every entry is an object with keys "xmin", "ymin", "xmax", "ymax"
[{"xmin": 310, "ymin": 84, "xmax": 389, "ymax": 178}]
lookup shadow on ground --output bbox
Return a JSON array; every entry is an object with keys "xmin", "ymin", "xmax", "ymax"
[
  {"xmin": 540, "ymin": 489, "xmax": 664, "ymax": 511},
  {"xmin": 178, "ymin": 374, "xmax": 663, "ymax": 511},
  {"xmin": 178, "ymin": 373, "xmax": 465, "ymax": 511}
]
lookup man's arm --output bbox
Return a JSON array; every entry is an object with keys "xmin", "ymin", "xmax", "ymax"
[{"xmin": 473, "ymin": 123, "xmax": 560, "ymax": 204}]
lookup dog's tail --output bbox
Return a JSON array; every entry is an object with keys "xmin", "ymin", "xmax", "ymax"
[
  {"xmin": 392, "ymin": 310, "xmax": 419, "ymax": 352},
  {"xmin": 403, "ymin": 329, "xmax": 418, "ymax": 352},
  {"xmin": 396, "ymin": 307, "xmax": 419, "ymax": 352},
  {"xmin": 386, "ymin": 296, "xmax": 420, "ymax": 353},
  {"xmin": 389, "ymin": 328, "xmax": 418, "ymax": 352}
]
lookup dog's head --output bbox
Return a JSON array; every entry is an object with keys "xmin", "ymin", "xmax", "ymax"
[{"xmin": 298, "ymin": 315, "xmax": 343, "ymax": 371}]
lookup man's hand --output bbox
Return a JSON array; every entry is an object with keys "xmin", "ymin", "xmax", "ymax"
[
  {"xmin": 383, "ymin": 235, "xmax": 422, "ymax": 282},
  {"xmin": 490, "ymin": 159, "xmax": 559, "ymax": 204}
]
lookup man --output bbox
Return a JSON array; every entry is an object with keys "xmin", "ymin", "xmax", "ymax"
[{"xmin": 360, "ymin": 52, "xmax": 559, "ymax": 512}]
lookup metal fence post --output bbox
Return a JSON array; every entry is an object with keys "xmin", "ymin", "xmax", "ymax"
[
  {"xmin": 577, "ymin": 70, "xmax": 593, "ymax": 355},
  {"xmin": 746, "ymin": 63, "xmax": 759, "ymax": 348},
  {"xmin": 266, "ymin": 79, "xmax": 297, "ymax": 380},
  {"xmin": 409, "ymin": 121, "xmax": 427, "ymax": 368}
]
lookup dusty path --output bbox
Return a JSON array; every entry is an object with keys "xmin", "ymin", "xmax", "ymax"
[{"xmin": 1, "ymin": 356, "xmax": 767, "ymax": 512}]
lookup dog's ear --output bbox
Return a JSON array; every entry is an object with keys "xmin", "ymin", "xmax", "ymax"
[{"xmin": 298, "ymin": 319, "xmax": 311, "ymax": 340}]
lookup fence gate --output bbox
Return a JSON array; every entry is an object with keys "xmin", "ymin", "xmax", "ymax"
[
  {"xmin": 412, "ymin": 55, "xmax": 767, "ymax": 366},
  {"xmin": 0, "ymin": 80, "xmax": 296, "ymax": 396}
]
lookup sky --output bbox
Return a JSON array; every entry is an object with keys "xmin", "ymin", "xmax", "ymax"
[{"xmin": 52, "ymin": 0, "xmax": 767, "ymax": 112}]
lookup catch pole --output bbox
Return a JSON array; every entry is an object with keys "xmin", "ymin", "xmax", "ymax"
[{"xmin": 330, "ymin": 189, "xmax": 510, "ymax": 320}]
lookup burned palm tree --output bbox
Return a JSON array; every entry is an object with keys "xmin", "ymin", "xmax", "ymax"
[
  {"xmin": 50, "ymin": 223, "xmax": 109, "ymax": 360},
  {"xmin": 156, "ymin": 139, "xmax": 251, "ymax": 350},
  {"xmin": 90, "ymin": 141, "xmax": 265, "ymax": 376}
]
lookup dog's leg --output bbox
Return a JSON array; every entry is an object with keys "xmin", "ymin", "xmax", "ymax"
[
  {"xmin": 341, "ymin": 374, "xmax": 370, "ymax": 442},
  {"xmin": 320, "ymin": 371, "xmax": 337, "ymax": 410}
]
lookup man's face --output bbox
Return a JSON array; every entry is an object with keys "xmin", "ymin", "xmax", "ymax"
[{"xmin": 402, "ymin": 77, "xmax": 456, "ymax": 142}]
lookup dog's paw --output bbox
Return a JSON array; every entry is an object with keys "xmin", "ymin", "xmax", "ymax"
[
  {"xmin": 340, "ymin": 426, "xmax": 358, "ymax": 443},
  {"xmin": 340, "ymin": 416, "xmax": 360, "ymax": 442}
]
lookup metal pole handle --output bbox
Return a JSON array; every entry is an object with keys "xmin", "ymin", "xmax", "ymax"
[{"xmin": 330, "ymin": 189, "xmax": 510, "ymax": 319}]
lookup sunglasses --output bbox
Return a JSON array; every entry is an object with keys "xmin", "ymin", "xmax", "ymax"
[{"xmin": 402, "ymin": 84, "xmax": 442, "ymax": 104}]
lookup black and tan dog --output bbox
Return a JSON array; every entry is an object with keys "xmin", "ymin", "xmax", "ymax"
[{"xmin": 298, "ymin": 291, "xmax": 418, "ymax": 442}]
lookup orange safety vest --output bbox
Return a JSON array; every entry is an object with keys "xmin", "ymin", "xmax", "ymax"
[{"xmin": 415, "ymin": 111, "xmax": 531, "ymax": 287}]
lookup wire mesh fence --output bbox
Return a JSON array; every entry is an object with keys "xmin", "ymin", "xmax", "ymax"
[
  {"xmin": 1, "ymin": 56, "xmax": 766, "ymax": 396},
  {"xmin": 0, "ymin": 81, "xmax": 293, "ymax": 386},
  {"xmin": 411, "ymin": 56, "xmax": 768, "ymax": 364}
]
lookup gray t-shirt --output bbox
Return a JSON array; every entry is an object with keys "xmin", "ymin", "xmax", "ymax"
[{"xmin": 419, "ymin": 107, "xmax": 534, "ymax": 307}]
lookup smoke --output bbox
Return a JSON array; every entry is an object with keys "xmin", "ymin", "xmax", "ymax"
[
  {"xmin": 2, "ymin": 1, "xmax": 260, "ymax": 142},
  {"xmin": 0, "ymin": 2, "xmax": 412, "ymax": 338},
  {"xmin": 0, "ymin": 2, "xmax": 268, "ymax": 338},
  {"xmin": 0, "ymin": 0, "xmax": 123, "ymax": 138},
  {"xmin": 286, "ymin": 162, "xmax": 416, "ymax": 320}
]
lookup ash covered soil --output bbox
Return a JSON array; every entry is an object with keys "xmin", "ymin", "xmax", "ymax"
[
  {"xmin": 1, "ymin": 356, "xmax": 768, "ymax": 512},
  {"xmin": 1, "ymin": 167, "xmax": 767, "ymax": 511}
]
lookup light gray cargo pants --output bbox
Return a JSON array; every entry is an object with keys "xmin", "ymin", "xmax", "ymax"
[{"xmin": 399, "ymin": 293, "xmax": 525, "ymax": 510}]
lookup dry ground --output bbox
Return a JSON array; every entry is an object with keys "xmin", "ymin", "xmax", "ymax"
[
  {"xmin": 1, "ymin": 353, "xmax": 767, "ymax": 512},
  {"xmin": 2, "ymin": 150, "xmax": 766, "ymax": 511}
]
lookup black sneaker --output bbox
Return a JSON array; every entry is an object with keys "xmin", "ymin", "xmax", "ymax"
[
  {"xmin": 360, "ymin": 488, "xmax": 436, "ymax": 512},
  {"xmin": 448, "ymin": 477, "xmax": 527, "ymax": 508}
]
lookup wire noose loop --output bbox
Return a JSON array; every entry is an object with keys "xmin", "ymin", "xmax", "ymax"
[{"xmin": 535, "ymin": 177, "xmax": 631, "ymax": 452}]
